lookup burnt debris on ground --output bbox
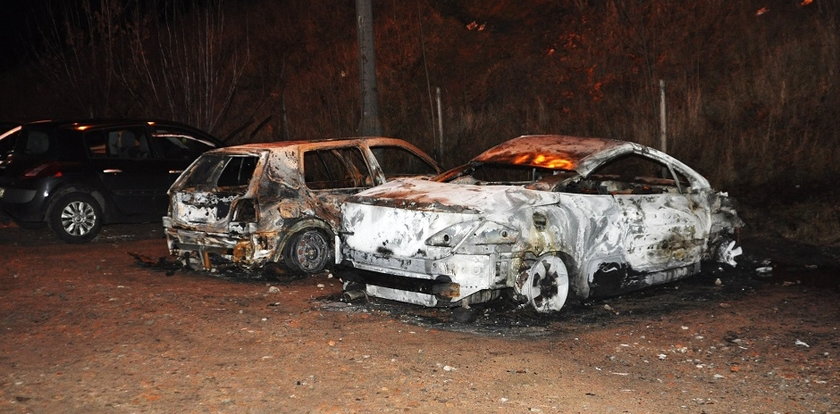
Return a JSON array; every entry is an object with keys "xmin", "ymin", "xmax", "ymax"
[
  {"xmin": 317, "ymin": 264, "xmax": 765, "ymax": 337},
  {"xmin": 319, "ymin": 235, "xmax": 840, "ymax": 336},
  {"xmin": 128, "ymin": 252, "xmax": 182, "ymax": 276},
  {"xmin": 128, "ymin": 251, "xmax": 311, "ymax": 283}
]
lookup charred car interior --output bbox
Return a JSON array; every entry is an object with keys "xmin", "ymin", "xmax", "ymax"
[
  {"xmin": 163, "ymin": 137, "xmax": 440, "ymax": 274},
  {"xmin": 339, "ymin": 135, "xmax": 743, "ymax": 313}
]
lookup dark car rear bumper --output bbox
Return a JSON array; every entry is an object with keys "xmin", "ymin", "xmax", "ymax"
[{"xmin": 0, "ymin": 180, "xmax": 54, "ymax": 223}]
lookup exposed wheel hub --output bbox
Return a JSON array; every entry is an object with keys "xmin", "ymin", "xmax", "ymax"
[
  {"xmin": 522, "ymin": 256, "xmax": 570, "ymax": 313},
  {"xmin": 294, "ymin": 231, "xmax": 328, "ymax": 272}
]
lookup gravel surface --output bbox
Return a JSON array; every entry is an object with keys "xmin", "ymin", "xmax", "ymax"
[{"xmin": 1, "ymin": 222, "xmax": 838, "ymax": 413}]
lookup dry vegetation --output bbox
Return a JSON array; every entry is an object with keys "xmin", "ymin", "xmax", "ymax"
[{"xmin": 1, "ymin": 0, "xmax": 838, "ymax": 239}]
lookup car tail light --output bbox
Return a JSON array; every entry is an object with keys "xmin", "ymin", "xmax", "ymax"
[
  {"xmin": 23, "ymin": 162, "xmax": 63, "ymax": 178},
  {"xmin": 231, "ymin": 198, "xmax": 258, "ymax": 222}
]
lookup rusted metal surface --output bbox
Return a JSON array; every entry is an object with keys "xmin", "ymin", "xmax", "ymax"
[
  {"xmin": 163, "ymin": 137, "xmax": 439, "ymax": 273},
  {"xmin": 340, "ymin": 135, "xmax": 743, "ymax": 312}
]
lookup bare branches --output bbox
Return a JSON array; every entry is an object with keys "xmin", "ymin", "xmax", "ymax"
[{"xmin": 30, "ymin": 0, "xmax": 248, "ymax": 136}]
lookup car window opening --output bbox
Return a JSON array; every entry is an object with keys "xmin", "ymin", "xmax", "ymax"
[
  {"xmin": 181, "ymin": 154, "xmax": 258, "ymax": 191},
  {"xmin": 304, "ymin": 148, "xmax": 371, "ymax": 190}
]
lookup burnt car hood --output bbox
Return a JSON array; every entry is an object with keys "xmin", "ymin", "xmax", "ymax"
[{"xmin": 348, "ymin": 178, "xmax": 560, "ymax": 215}]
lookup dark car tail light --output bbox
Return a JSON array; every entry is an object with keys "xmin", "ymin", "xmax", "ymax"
[
  {"xmin": 231, "ymin": 198, "xmax": 258, "ymax": 222},
  {"xmin": 22, "ymin": 162, "xmax": 63, "ymax": 178}
]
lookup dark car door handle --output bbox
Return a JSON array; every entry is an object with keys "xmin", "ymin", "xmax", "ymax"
[
  {"xmin": 168, "ymin": 170, "xmax": 183, "ymax": 174},
  {"xmin": 103, "ymin": 169, "xmax": 123, "ymax": 174}
]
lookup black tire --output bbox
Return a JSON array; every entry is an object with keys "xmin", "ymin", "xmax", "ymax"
[
  {"xmin": 285, "ymin": 229, "xmax": 331, "ymax": 274},
  {"xmin": 48, "ymin": 193, "xmax": 103, "ymax": 243}
]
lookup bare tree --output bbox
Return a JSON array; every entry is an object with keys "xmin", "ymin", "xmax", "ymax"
[{"xmin": 32, "ymin": 0, "xmax": 248, "ymax": 136}]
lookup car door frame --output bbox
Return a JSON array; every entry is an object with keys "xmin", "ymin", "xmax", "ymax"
[{"xmin": 84, "ymin": 124, "xmax": 163, "ymax": 218}]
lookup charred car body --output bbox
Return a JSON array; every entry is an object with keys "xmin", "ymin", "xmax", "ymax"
[
  {"xmin": 163, "ymin": 137, "xmax": 440, "ymax": 274},
  {"xmin": 339, "ymin": 135, "xmax": 743, "ymax": 312}
]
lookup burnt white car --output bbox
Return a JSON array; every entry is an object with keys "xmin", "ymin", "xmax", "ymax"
[
  {"xmin": 339, "ymin": 135, "xmax": 743, "ymax": 312},
  {"xmin": 163, "ymin": 137, "xmax": 439, "ymax": 274}
]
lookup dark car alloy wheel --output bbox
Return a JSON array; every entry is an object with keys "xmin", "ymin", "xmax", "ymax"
[{"xmin": 48, "ymin": 193, "xmax": 103, "ymax": 243}]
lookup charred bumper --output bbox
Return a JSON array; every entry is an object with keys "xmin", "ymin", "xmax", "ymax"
[
  {"xmin": 162, "ymin": 216, "xmax": 278, "ymax": 270},
  {"xmin": 340, "ymin": 248, "xmax": 512, "ymax": 307}
]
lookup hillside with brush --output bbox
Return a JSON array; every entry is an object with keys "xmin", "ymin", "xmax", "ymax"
[{"xmin": 1, "ymin": 0, "xmax": 838, "ymax": 242}]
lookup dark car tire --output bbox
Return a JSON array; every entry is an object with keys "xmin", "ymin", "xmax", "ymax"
[
  {"xmin": 285, "ymin": 229, "xmax": 331, "ymax": 274},
  {"xmin": 48, "ymin": 193, "xmax": 103, "ymax": 243}
]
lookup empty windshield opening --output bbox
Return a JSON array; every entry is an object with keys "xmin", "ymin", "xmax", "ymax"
[{"xmin": 442, "ymin": 162, "xmax": 575, "ymax": 186}]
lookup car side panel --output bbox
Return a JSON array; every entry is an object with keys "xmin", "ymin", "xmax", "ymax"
[{"xmin": 612, "ymin": 192, "xmax": 710, "ymax": 272}]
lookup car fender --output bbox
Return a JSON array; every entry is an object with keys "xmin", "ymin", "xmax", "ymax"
[{"xmin": 45, "ymin": 182, "xmax": 109, "ymax": 223}]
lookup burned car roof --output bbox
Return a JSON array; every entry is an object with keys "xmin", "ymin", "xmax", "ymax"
[
  {"xmin": 444, "ymin": 134, "xmax": 710, "ymax": 191},
  {"xmin": 474, "ymin": 134, "xmax": 627, "ymax": 171},
  {"xmin": 220, "ymin": 136, "xmax": 425, "ymax": 151}
]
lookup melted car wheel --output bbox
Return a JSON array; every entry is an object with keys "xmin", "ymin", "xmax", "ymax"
[
  {"xmin": 286, "ymin": 229, "xmax": 331, "ymax": 274},
  {"xmin": 48, "ymin": 193, "xmax": 103, "ymax": 243},
  {"xmin": 523, "ymin": 255, "xmax": 570, "ymax": 313}
]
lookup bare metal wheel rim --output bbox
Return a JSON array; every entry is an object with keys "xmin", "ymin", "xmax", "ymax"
[
  {"xmin": 293, "ymin": 230, "xmax": 329, "ymax": 272},
  {"xmin": 60, "ymin": 200, "xmax": 97, "ymax": 236},
  {"xmin": 525, "ymin": 256, "xmax": 569, "ymax": 313}
]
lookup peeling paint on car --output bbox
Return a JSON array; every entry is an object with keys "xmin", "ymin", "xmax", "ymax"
[{"xmin": 340, "ymin": 135, "xmax": 743, "ymax": 312}]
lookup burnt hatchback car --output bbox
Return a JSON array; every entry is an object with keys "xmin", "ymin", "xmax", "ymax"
[
  {"xmin": 0, "ymin": 119, "xmax": 221, "ymax": 242},
  {"xmin": 339, "ymin": 135, "xmax": 743, "ymax": 313},
  {"xmin": 163, "ymin": 137, "xmax": 440, "ymax": 274}
]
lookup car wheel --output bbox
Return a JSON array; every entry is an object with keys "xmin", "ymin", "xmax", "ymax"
[
  {"xmin": 48, "ymin": 193, "xmax": 103, "ymax": 243},
  {"xmin": 523, "ymin": 255, "xmax": 569, "ymax": 313},
  {"xmin": 285, "ymin": 229, "xmax": 331, "ymax": 274}
]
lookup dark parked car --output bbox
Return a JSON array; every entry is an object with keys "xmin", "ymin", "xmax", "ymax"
[{"xmin": 0, "ymin": 119, "xmax": 222, "ymax": 242}]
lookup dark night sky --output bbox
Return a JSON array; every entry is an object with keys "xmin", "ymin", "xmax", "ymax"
[
  {"xmin": 0, "ymin": 0, "xmax": 49, "ymax": 71},
  {"xmin": 0, "ymin": 0, "xmax": 264, "ymax": 71}
]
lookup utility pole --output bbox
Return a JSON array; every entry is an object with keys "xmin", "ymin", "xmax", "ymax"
[
  {"xmin": 659, "ymin": 79, "xmax": 667, "ymax": 153},
  {"xmin": 356, "ymin": 0, "xmax": 382, "ymax": 136}
]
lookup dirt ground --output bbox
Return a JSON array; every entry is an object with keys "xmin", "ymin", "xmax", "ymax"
[{"xmin": 1, "ymin": 222, "xmax": 838, "ymax": 413}]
